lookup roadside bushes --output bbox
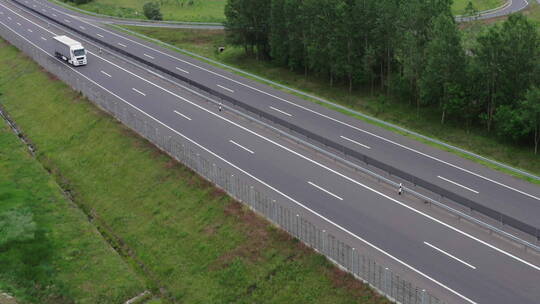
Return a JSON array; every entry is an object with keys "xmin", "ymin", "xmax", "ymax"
[{"xmin": 143, "ymin": 2, "xmax": 163, "ymax": 20}]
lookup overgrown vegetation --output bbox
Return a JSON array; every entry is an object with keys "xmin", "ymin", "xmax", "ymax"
[
  {"xmin": 143, "ymin": 2, "xmax": 163, "ymax": 20},
  {"xmin": 58, "ymin": 0, "xmax": 227, "ymax": 22},
  {"xmin": 0, "ymin": 43, "xmax": 145, "ymax": 303},
  {"xmin": 225, "ymin": 0, "xmax": 540, "ymax": 154},
  {"xmin": 0, "ymin": 38, "xmax": 390, "ymax": 303}
]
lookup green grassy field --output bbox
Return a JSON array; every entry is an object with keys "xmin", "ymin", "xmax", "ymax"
[
  {"xmin": 116, "ymin": 25, "xmax": 540, "ymax": 183},
  {"xmin": 56, "ymin": 0, "xmax": 226, "ymax": 22},
  {"xmin": 0, "ymin": 49, "xmax": 145, "ymax": 303},
  {"xmin": 452, "ymin": 0, "xmax": 506, "ymax": 14},
  {"xmin": 0, "ymin": 38, "xmax": 389, "ymax": 303}
]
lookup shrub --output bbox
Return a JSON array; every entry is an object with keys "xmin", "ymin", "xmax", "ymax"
[{"xmin": 143, "ymin": 2, "xmax": 163, "ymax": 21}]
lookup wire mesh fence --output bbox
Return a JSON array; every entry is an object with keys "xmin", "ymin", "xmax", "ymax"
[{"xmin": 0, "ymin": 24, "xmax": 446, "ymax": 304}]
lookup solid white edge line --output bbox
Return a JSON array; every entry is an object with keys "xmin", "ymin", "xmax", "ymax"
[
  {"xmin": 100, "ymin": 70, "xmax": 111, "ymax": 78},
  {"xmin": 175, "ymin": 67, "xmax": 189, "ymax": 74},
  {"xmin": 7, "ymin": 4, "xmax": 538, "ymax": 294},
  {"xmin": 173, "ymin": 110, "xmax": 191, "ymax": 121},
  {"xmin": 229, "ymin": 140, "xmax": 254, "ymax": 154},
  {"xmin": 0, "ymin": 17, "xmax": 483, "ymax": 304},
  {"xmin": 269, "ymin": 106, "xmax": 292, "ymax": 117},
  {"xmin": 340, "ymin": 135, "xmax": 371, "ymax": 149},
  {"xmin": 217, "ymin": 84, "xmax": 234, "ymax": 93},
  {"xmin": 424, "ymin": 242, "xmax": 477, "ymax": 270},
  {"xmin": 308, "ymin": 181, "xmax": 343, "ymax": 201},
  {"xmin": 131, "ymin": 88, "xmax": 146, "ymax": 96},
  {"xmin": 438, "ymin": 176, "xmax": 479, "ymax": 194},
  {"xmin": 64, "ymin": 8, "xmax": 540, "ymax": 202},
  {"xmin": 143, "ymin": 53, "xmax": 154, "ymax": 59}
]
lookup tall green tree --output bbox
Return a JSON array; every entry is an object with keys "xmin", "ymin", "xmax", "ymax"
[
  {"xmin": 420, "ymin": 13, "xmax": 466, "ymax": 124},
  {"xmin": 521, "ymin": 87, "xmax": 540, "ymax": 154}
]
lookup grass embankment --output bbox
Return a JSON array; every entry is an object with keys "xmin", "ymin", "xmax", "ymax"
[
  {"xmin": 0, "ymin": 38, "xmax": 389, "ymax": 303},
  {"xmin": 55, "ymin": 0, "xmax": 226, "ymax": 23},
  {"xmin": 452, "ymin": 0, "xmax": 506, "ymax": 14},
  {"xmin": 0, "ymin": 62, "xmax": 144, "ymax": 302},
  {"xmin": 117, "ymin": 25, "xmax": 540, "ymax": 183}
]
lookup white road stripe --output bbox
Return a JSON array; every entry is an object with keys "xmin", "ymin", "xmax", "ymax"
[
  {"xmin": 340, "ymin": 135, "xmax": 371, "ymax": 149},
  {"xmin": 16, "ymin": 22, "xmax": 21, "ymax": 26},
  {"xmin": 52, "ymin": 13, "xmax": 56, "ymax": 17},
  {"xmin": 100, "ymin": 70, "xmax": 112, "ymax": 78},
  {"xmin": 0, "ymin": 17, "xmax": 488, "ymax": 303},
  {"xmin": 438, "ymin": 176, "xmax": 479, "ymax": 194},
  {"xmin": 97, "ymin": 33, "xmax": 104, "ymax": 38},
  {"xmin": 27, "ymin": 29, "xmax": 32, "ymax": 32},
  {"xmin": 118, "ymin": 42, "xmax": 127, "ymax": 47},
  {"xmin": 308, "ymin": 181, "xmax": 343, "ymax": 201},
  {"xmin": 9, "ymin": 5, "xmax": 540, "ymax": 276},
  {"xmin": 79, "ymin": 26, "xmax": 85, "ymax": 30},
  {"xmin": 229, "ymin": 140, "xmax": 254, "ymax": 154},
  {"xmin": 217, "ymin": 84, "xmax": 234, "ymax": 93},
  {"xmin": 424, "ymin": 242, "xmax": 477, "ymax": 270},
  {"xmin": 132, "ymin": 88, "xmax": 146, "ymax": 96},
  {"xmin": 269, "ymin": 106, "xmax": 292, "ymax": 117},
  {"xmin": 175, "ymin": 67, "xmax": 190, "ymax": 74},
  {"xmin": 64, "ymin": 19, "xmax": 70, "ymax": 23},
  {"xmin": 40, "ymin": 36, "xmax": 46, "ymax": 41},
  {"xmin": 143, "ymin": 53, "xmax": 154, "ymax": 59},
  {"xmin": 173, "ymin": 110, "xmax": 192, "ymax": 121}
]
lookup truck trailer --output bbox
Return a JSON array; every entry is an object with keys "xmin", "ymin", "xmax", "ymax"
[{"xmin": 52, "ymin": 35, "xmax": 87, "ymax": 66}]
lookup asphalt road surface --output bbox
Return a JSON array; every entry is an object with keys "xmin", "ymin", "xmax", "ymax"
[
  {"xmin": 15, "ymin": 0, "xmax": 540, "ymax": 239},
  {"xmin": 1, "ymin": 1, "xmax": 539, "ymax": 303}
]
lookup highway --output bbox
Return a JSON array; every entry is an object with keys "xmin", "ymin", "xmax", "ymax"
[
  {"xmin": 1, "ymin": 1, "xmax": 540, "ymax": 303},
  {"xmin": 14, "ymin": 0, "xmax": 540, "ymax": 240}
]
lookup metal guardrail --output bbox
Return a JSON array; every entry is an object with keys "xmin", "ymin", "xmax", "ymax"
[
  {"xmin": 0, "ymin": 19, "xmax": 446, "ymax": 304},
  {"xmin": 13, "ymin": 0, "xmax": 540, "ymax": 248}
]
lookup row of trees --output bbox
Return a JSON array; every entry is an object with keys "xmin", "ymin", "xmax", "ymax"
[{"xmin": 224, "ymin": 0, "xmax": 540, "ymax": 154}]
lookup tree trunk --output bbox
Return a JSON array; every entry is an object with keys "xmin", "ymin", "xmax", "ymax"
[
  {"xmin": 535, "ymin": 125, "xmax": 539, "ymax": 155},
  {"xmin": 441, "ymin": 109, "xmax": 446, "ymax": 125}
]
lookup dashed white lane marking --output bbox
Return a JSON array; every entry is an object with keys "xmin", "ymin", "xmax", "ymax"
[
  {"xmin": 27, "ymin": 28, "xmax": 32, "ymax": 32},
  {"xmin": 100, "ymin": 70, "xmax": 112, "ymax": 78},
  {"xmin": 40, "ymin": 36, "xmax": 46, "ymax": 41},
  {"xmin": 118, "ymin": 42, "xmax": 127, "ymax": 47},
  {"xmin": 132, "ymin": 88, "xmax": 146, "ymax": 96},
  {"xmin": 229, "ymin": 140, "xmax": 254, "ymax": 154},
  {"xmin": 143, "ymin": 53, "xmax": 154, "ymax": 59},
  {"xmin": 175, "ymin": 67, "xmax": 190, "ymax": 74},
  {"xmin": 52, "ymin": 13, "xmax": 56, "ymax": 17},
  {"xmin": 308, "ymin": 181, "xmax": 343, "ymax": 201},
  {"xmin": 269, "ymin": 106, "xmax": 292, "ymax": 117},
  {"xmin": 340, "ymin": 135, "xmax": 371, "ymax": 149},
  {"xmin": 217, "ymin": 84, "xmax": 234, "ymax": 93},
  {"xmin": 424, "ymin": 242, "xmax": 477, "ymax": 270},
  {"xmin": 97, "ymin": 33, "xmax": 104, "ymax": 38},
  {"xmin": 64, "ymin": 19, "xmax": 70, "ymax": 23},
  {"xmin": 79, "ymin": 26, "xmax": 85, "ymax": 30},
  {"xmin": 173, "ymin": 110, "xmax": 192, "ymax": 121},
  {"xmin": 438, "ymin": 176, "xmax": 479, "ymax": 194},
  {"xmin": 16, "ymin": 22, "xmax": 21, "ymax": 26}
]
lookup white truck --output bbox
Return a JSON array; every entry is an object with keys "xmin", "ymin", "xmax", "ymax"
[{"xmin": 52, "ymin": 35, "xmax": 87, "ymax": 66}]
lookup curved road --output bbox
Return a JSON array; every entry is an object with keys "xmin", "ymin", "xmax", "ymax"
[{"xmin": 457, "ymin": 0, "xmax": 530, "ymax": 21}]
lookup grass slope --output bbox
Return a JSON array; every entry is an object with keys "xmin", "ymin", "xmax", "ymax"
[
  {"xmin": 116, "ymin": 25, "xmax": 540, "ymax": 183},
  {"xmin": 56, "ymin": 0, "xmax": 226, "ymax": 23},
  {"xmin": 0, "ymin": 50, "xmax": 144, "ymax": 303},
  {"xmin": 452, "ymin": 0, "xmax": 505, "ymax": 14},
  {"xmin": 0, "ymin": 38, "xmax": 388, "ymax": 303}
]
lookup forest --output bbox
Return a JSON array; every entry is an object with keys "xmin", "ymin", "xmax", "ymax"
[{"xmin": 224, "ymin": 0, "xmax": 540, "ymax": 154}]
